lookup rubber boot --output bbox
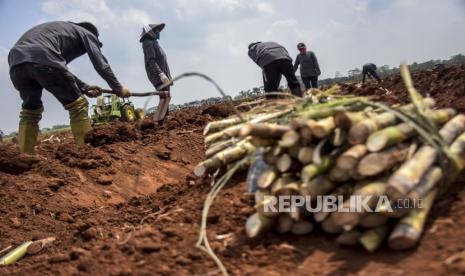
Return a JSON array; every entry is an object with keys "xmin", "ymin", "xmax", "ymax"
[
  {"xmin": 64, "ymin": 96, "xmax": 92, "ymax": 145},
  {"xmin": 18, "ymin": 107, "xmax": 44, "ymax": 153}
]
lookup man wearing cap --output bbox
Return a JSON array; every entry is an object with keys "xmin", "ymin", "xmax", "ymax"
[
  {"xmin": 362, "ymin": 63, "xmax": 381, "ymax": 83},
  {"xmin": 248, "ymin": 41, "xmax": 302, "ymax": 99},
  {"xmin": 8, "ymin": 21, "xmax": 131, "ymax": 153},
  {"xmin": 140, "ymin": 23, "xmax": 172, "ymax": 121},
  {"xmin": 293, "ymin": 42, "xmax": 321, "ymax": 90}
]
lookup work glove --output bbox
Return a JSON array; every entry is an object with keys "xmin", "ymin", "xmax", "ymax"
[
  {"xmin": 159, "ymin": 73, "xmax": 171, "ymax": 87},
  {"xmin": 83, "ymin": 85, "xmax": 103, "ymax": 98},
  {"xmin": 118, "ymin": 87, "xmax": 132, "ymax": 98}
]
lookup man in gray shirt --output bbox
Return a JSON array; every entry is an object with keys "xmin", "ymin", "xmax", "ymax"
[
  {"xmin": 8, "ymin": 21, "xmax": 131, "ymax": 152},
  {"xmin": 248, "ymin": 41, "xmax": 302, "ymax": 99},
  {"xmin": 293, "ymin": 42, "xmax": 321, "ymax": 89}
]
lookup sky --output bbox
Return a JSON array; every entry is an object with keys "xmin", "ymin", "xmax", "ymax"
[{"xmin": 1, "ymin": 0, "xmax": 465, "ymax": 133}]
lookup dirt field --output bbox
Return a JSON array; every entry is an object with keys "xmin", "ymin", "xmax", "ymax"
[{"xmin": 1, "ymin": 65, "xmax": 465, "ymax": 275}]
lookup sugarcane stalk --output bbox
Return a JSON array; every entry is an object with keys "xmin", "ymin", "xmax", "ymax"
[
  {"xmin": 271, "ymin": 174, "xmax": 296, "ymax": 195},
  {"xmin": 194, "ymin": 142, "xmax": 255, "ymax": 176},
  {"xmin": 297, "ymin": 147, "xmax": 314, "ymax": 165},
  {"xmin": 276, "ymin": 215, "xmax": 294, "ymax": 234},
  {"xmin": 310, "ymin": 117, "xmax": 335, "ymax": 139},
  {"xmin": 360, "ymin": 213, "xmax": 388, "ymax": 228},
  {"xmin": 301, "ymin": 158, "xmax": 333, "ymax": 183},
  {"xmin": 240, "ymin": 123, "xmax": 292, "ymax": 138},
  {"xmin": 299, "ymin": 120, "xmax": 314, "ymax": 141},
  {"xmin": 334, "ymin": 110, "xmax": 373, "ymax": 130},
  {"xmin": 439, "ymin": 114, "xmax": 465, "ymax": 144},
  {"xmin": 336, "ymin": 230, "xmax": 362, "ymax": 246},
  {"xmin": 263, "ymin": 149, "xmax": 278, "ymax": 165},
  {"xmin": 278, "ymin": 130, "xmax": 300, "ymax": 148},
  {"xmin": 331, "ymin": 181, "xmax": 387, "ymax": 230},
  {"xmin": 205, "ymin": 139, "xmax": 239, "ymax": 158},
  {"xmin": 291, "ymin": 221, "xmax": 314, "ymax": 235},
  {"xmin": 249, "ymin": 136, "xmax": 276, "ymax": 147},
  {"xmin": 274, "ymin": 182, "xmax": 301, "ymax": 197},
  {"xmin": 288, "ymin": 145, "xmax": 301, "ymax": 159},
  {"xmin": 357, "ymin": 145, "xmax": 409, "ymax": 177},
  {"xmin": 276, "ymin": 153, "xmax": 294, "ymax": 173},
  {"xmin": 205, "ymin": 109, "xmax": 291, "ymax": 146},
  {"xmin": 408, "ymin": 167, "xmax": 442, "ymax": 201},
  {"xmin": 0, "ymin": 241, "xmax": 33, "ymax": 265},
  {"xmin": 366, "ymin": 122, "xmax": 416, "ymax": 152},
  {"xmin": 246, "ymin": 212, "xmax": 274, "ymax": 238},
  {"xmin": 336, "ymin": 144, "xmax": 368, "ymax": 170},
  {"xmin": 313, "ymin": 184, "xmax": 353, "ymax": 222},
  {"xmin": 203, "ymin": 116, "xmax": 247, "ymax": 136},
  {"xmin": 328, "ymin": 166, "xmax": 352, "ymax": 182},
  {"xmin": 449, "ymin": 131, "xmax": 465, "ymax": 170},
  {"xmin": 257, "ymin": 168, "xmax": 278, "ymax": 189},
  {"xmin": 300, "ymin": 176, "xmax": 335, "ymax": 198},
  {"xmin": 359, "ymin": 225, "xmax": 388, "ymax": 252},
  {"xmin": 348, "ymin": 98, "xmax": 435, "ymax": 145},
  {"xmin": 322, "ymin": 217, "xmax": 342, "ymax": 234},
  {"xmin": 388, "ymin": 189, "xmax": 437, "ymax": 250},
  {"xmin": 387, "ymin": 145, "xmax": 438, "ymax": 200}
]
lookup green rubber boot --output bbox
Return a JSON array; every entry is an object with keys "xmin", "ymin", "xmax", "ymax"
[
  {"xmin": 18, "ymin": 107, "xmax": 44, "ymax": 153},
  {"xmin": 64, "ymin": 96, "xmax": 92, "ymax": 145}
]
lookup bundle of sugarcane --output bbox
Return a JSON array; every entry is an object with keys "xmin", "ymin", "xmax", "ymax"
[{"xmin": 195, "ymin": 65, "xmax": 465, "ymax": 254}]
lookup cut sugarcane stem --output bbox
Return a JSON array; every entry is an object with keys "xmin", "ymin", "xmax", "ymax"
[
  {"xmin": 408, "ymin": 167, "xmax": 442, "ymax": 201},
  {"xmin": 257, "ymin": 168, "xmax": 278, "ymax": 189},
  {"xmin": 249, "ymin": 136, "xmax": 276, "ymax": 147},
  {"xmin": 297, "ymin": 147, "xmax": 314, "ymax": 165},
  {"xmin": 334, "ymin": 110, "xmax": 372, "ymax": 130},
  {"xmin": 336, "ymin": 144, "xmax": 368, "ymax": 170},
  {"xmin": 328, "ymin": 166, "xmax": 352, "ymax": 182},
  {"xmin": 439, "ymin": 114, "xmax": 465, "ymax": 144},
  {"xmin": 366, "ymin": 123, "xmax": 415, "ymax": 152},
  {"xmin": 310, "ymin": 117, "xmax": 335, "ymax": 139},
  {"xmin": 357, "ymin": 145, "xmax": 409, "ymax": 177},
  {"xmin": 194, "ymin": 142, "xmax": 254, "ymax": 176},
  {"xmin": 245, "ymin": 212, "xmax": 274, "ymax": 238},
  {"xmin": 388, "ymin": 189, "xmax": 437, "ymax": 250},
  {"xmin": 359, "ymin": 225, "xmax": 388, "ymax": 252},
  {"xmin": 301, "ymin": 158, "xmax": 333, "ymax": 183},
  {"xmin": 276, "ymin": 215, "xmax": 293, "ymax": 234},
  {"xmin": 205, "ymin": 139, "xmax": 236, "ymax": 158},
  {"xmin": 348, "ymin": 98, "xmax": 435, "ymax": 145},
  {"xmin": 332, "ymin": 181, "xmax": 387, "ymax": 229},
  {"xmin": 276, "ymin": 153, "xmax": 293, "ymax": 173},
  {"xmin": 300, "ymin": 176, "xmax": 335, "ymax": 198},
  {"xmin": 240, "ymin": 123, "xmax": 291, "ymax": 138},
  {"xmin": 278, "ymin": 130, "xmax": 300, "ymax": 148},
  {"xmin": 291, "ymin": 221, "xmax": 314, "ymax": 235},
  {"xmin": 387, "ymin": 145, "xmax": 438, "ymax": 200},
  {"xmin": 360, "ymin": 214, "xmax": 388, "ymax": 228},
  {"xmin": 204, "ymin": 116, "xmax": 245, "ymax": 136}
]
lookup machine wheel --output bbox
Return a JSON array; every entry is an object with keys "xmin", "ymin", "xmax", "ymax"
[
  {"xmin": 121, "ymin": 105, "xmax": 135, "ymax": 122},
  {"xmin": 135, "ymin": 108, "xmax": 145, "ymax": 121}
]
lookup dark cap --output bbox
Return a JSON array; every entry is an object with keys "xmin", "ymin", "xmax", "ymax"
[{"xmin": 297, "ymin": 42, "xmax": 306, "ymax": 49}]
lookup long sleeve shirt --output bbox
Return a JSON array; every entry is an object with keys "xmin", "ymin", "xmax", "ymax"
[
  {"xmin": 293, "ymin": 51, "xmax": 320, "ymax": 77},
  {"xmin": 248, "ymin": 41, "xmax": 292, "ymax": 68},
  {"xmin": 142, "ymin": 38, "xmax": 171, "ymax": 89},
  {"xmin": 8, "ymin": 21, "xmax": 122, "ymax": 91}
]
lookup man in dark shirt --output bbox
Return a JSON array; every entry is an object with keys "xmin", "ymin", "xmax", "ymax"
[
  {"xmin": 139, "ymin": 23, "xmax": 172, "ymax": 124},
  {"xmin": 293, "ymin": 42, "xmax": 321, "ymax": 89},
  {"xmin": 362, "ymin": 63, "xmax": 381, "ymax": 83},
  {"xmin": 248, "ymin": 41, "xmax": 302, "ymax": 99},
  {"xmin": 8, "ymin": 21, "xmax": 131, "ymax": 152}
]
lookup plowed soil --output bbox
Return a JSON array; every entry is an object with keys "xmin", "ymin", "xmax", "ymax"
[{"xmin": 1, "ymin": 65, "xmax": 465, "ymax": 276}]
